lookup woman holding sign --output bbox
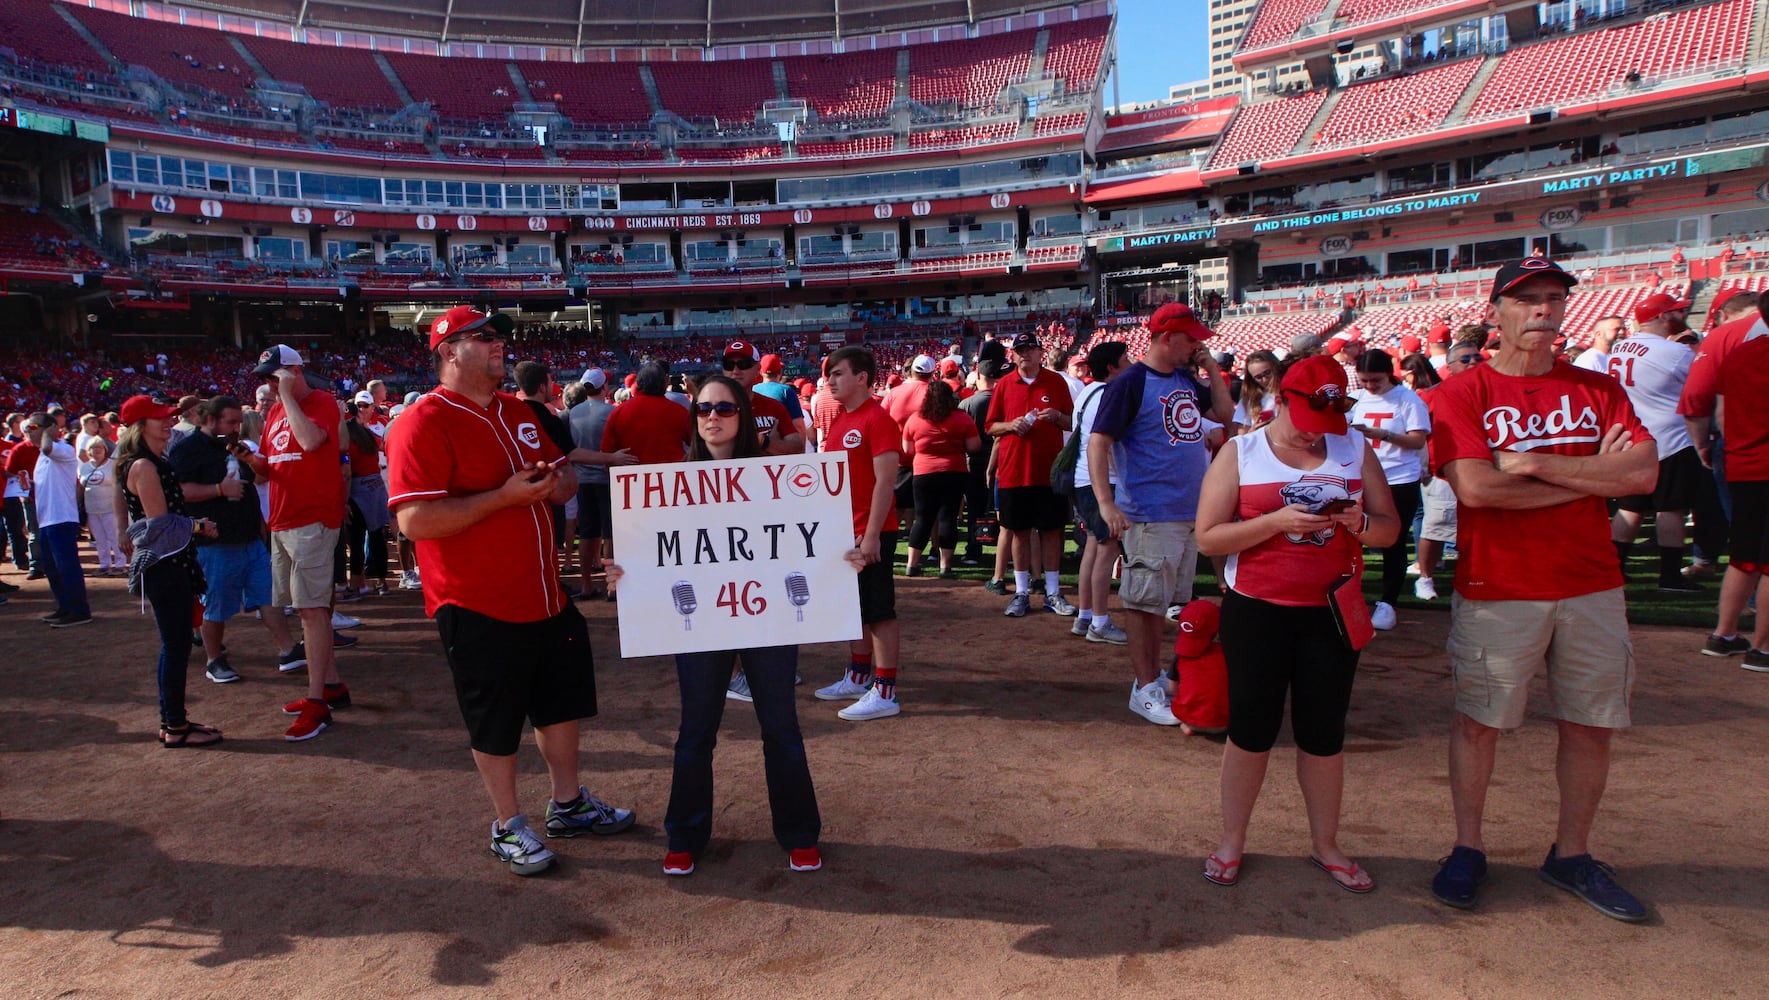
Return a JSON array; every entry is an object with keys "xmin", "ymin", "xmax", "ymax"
[{"xmin": 610, "ymin": 375, "xmax": 837, "ymax": 877}]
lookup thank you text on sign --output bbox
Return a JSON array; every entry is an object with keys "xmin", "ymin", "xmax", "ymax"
[{"xmin": 611, "ymin": 453, "xmax": 861, "ymax": 658}]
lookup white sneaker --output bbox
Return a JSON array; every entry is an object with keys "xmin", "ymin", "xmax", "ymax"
[
  {"xmin": 726, "ymin": 671, "xmax": 753, "ymax": 703},
  {"xmin": 1414, "ymin": 577, "xmax": 1438, "ymax": 601},
  {"xmin": 331, "ymin": 611, "xmax": 361, "ymax": 630},
  {"xmin": 1406, "ymin": 562, "xmax": 1422, "ymax": 577},
  {"xmin": 1088, "ymin": 622, "xmax": 1129, "ymax": 645},
  {"xmin": 398, "ymin": 570, "xmax": 423, "ymax": 591},
  {"xmin": 1371, "ymin": 601, "xmax": 1397, "ymax": 631},
  {"xmin": 813, "ymin": 674, "xmax": 870, "ymax": 701},
  {"xmin": 838, "ymin": 687, "xmax": 900, "ymax": 721},
  {"xmin": 1165, "ymin": 604, "xmax": 1183, "ymax": 622},
  {"xmin": 1129, "ymin": 680, "xmax": 1179, "ymax": 726}
]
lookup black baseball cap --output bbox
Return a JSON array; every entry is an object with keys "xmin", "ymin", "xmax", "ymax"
[
  {"xmin": 1490, "ymin": 257, "xmax": 1578, "ymax": 301},
  {"xmin": 1010, "ymin": 332, "xmax": 1042, "ymax": 352}
]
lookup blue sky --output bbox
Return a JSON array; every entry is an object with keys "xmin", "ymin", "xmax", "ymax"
[{"xmin": 1105, "ymin": 0, "xmax": 1212, "ymax": 106}]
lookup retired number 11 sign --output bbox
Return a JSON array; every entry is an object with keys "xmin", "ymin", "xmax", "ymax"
[{"xmin": 609, "ymin": 453, "xmax": 862, "ymax": 658}]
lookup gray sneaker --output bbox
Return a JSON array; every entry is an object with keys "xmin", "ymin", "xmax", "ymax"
[
  {"xmin": 1070, "ymin": 617, "xmax": 1091, "ymax": 637},
  {"xmin": 726, "ymin": 671, "xmax": 754, "ymax": 702},
  {"xmin": 490, "ymin": 814, "xmax": 557, "ymax": 875},
  {"xmin": 204, "ymin": 656, "xmax": 241, "ymax": 684},
  {"xmin": 544, "ymin": 786, "xmax": 637, "ymax": 838},
  {"xmin": 1004, "ymin": 593, "xmax": 1031, "ymax": 617},
  {"xmin": 1087, "ymin": 622, "xmax": 1129, "ymax": 645},
  {"xmin": 1041, "ymin": 591, "xmax": 1077, "ymax": 616}
]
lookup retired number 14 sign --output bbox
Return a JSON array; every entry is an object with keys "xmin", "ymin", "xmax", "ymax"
[{"xmin": 609, "ymin": 453, "xmax": 862, "ymax": 658}]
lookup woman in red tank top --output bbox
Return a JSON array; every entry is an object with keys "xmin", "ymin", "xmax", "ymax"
[{"xmin": 1194, "ymin": 354, "xmax": 1400, "ymax": 895}]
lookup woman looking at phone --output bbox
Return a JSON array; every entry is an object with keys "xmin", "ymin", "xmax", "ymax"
[{"xmin": 1194, "ymin": 355, "xmax": 1398, "ymax": 893}]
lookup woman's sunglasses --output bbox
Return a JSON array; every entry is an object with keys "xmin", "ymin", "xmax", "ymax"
[
  {"xmin": 1284, "ymin": 387, "xmax": 1355, "ymax": 413},
  {"xmin": 694, "ymin": 401, "xmax": 740, "ymax": 417},
  {"xmin": 1248, "ymin": 369, "xmax": 1274, "ymax": 382}
]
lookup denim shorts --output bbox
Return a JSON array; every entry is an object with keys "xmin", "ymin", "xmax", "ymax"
[{"xmin": 197, "ymin": 539, "xmax": 273, "ymax": 621}]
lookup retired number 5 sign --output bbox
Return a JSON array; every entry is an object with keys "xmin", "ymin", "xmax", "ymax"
[{"xmin": 610, "ymin": 453, "xmax": 861, "ymax": 658}]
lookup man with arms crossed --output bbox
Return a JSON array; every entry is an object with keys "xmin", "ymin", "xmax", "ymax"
[
  {"xmin": 388, "ymin": 306, "xmax": 636, "ymax": 876},
  {"xmin": 1088, "ymin": 303, "xmax": 1232, "ymax": 725},
  {"xmin": 1427, "ymin": 259, "xmax": 1657, "ymax": 922}
]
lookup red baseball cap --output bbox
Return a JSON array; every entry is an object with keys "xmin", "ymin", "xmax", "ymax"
[
  {"xmin": 1174, "ymin": 600, "xmax": 1221, "ymax": 658},
  {"xmin": 1324, "ymin": 337, "xmax": 1348, "ymax": 355},
  {"xmin": 938, "ymin": 357, "xmax": 961, "ymax": 376},
  {"xmin": 722, "ymin": 340, "xmax": 759, "ymax": 363},
  {"xmin": 119, "ymin": 394, "xmax": 179, "ymax": 425},
  {"xmin": 758, "ymin": 353, "xmax": 783, "ymax": 374},
  {"xmin": 1428, "ymin": 324, "xmax": 1452, "ymax": 345},
  {"xmin": 1279, "ymin": 354, "xmax": 1351, "ymax": 436},
  {"xmin": 1149, "ymin": 302, "xmax": 1213, "ymax": 340},
  {"xmin": 1634, "ymin": 292, "xmax": 1693, "ymax": 325},
  {"xmin": 1399, "ymin": 334, "xmax": 1422, "ymax": 354},
  {"xmin": 428, "ymin": 305, "xmax": 513, "ymax": 350}
]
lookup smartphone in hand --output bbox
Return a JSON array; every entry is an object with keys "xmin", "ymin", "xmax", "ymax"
[{"xmin": 1320, "ymin": 498, "xmax": 1356, "ymax": 514}]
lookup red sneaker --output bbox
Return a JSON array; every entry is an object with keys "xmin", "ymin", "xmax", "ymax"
[
  {"xmin": 662, "ymin": 851, "xmax": 696, "ymax": 876},
  {"xmin": 788, "ymin": 847, "xmax": 823, "ymax": 872},
  {"xmin": 284, "ymin": 699, "xmax": 331, "ymax": 742},
  {"xmin": 283, "ymin": 685, "xmax": 350, "ymax": 715}
]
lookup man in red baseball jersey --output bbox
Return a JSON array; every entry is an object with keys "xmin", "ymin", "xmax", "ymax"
[
  {"xmin": 985, "ymin": 332, "xmax": 1075, "ymax": 617},
  {"xmin": 388, "ymin": 305, "xmax": 635, "ymax": 877},
  {"xmin": 1426, "ymin": 259, "xmax": 1656, "ymax": 922}
]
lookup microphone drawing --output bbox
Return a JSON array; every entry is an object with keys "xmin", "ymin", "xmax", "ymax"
[
  {"xmin": 785, "ymin": 571, "xmax": 810, "ymax": 622},
  {"xmin": 671, "ymin": 580, "xmax": 698, "ymax": 630}
]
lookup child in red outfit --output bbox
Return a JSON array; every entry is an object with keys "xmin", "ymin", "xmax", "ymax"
[{"xmin": 1171, "ymin": 601, "xmax": 1229, "ymax": 736}]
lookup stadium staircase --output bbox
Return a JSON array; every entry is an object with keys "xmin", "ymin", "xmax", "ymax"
[
  {"xmin": 637, "ymin": 66, "xmax": 665, "ymax": 116},
  {"xmin": 1686, "ymin": 278, "xmax": 1722, "ymax": 327},
  {"xmin": 1293, "ymin": 87, "xmax": 1344, "ymax": 155},
  {"xmin": 771, "ymin": 60, "xmax": 791, "ymax": 100},
  {"xmin": 226, "ymin": 38, "xmax": 273, "ymax": 87},
  {"xmin": 373, "ymin": 54, "xmax": 418, "ymax": 107},
  {"xmin": 1754, "ymin": 0, "xmax": 1769, "ymax": 62},
  {"xmin": 507, "ymin": 65, "xmax": 536, "ymax": 103},
  {"xmin": 53, "ymin": 5, "xmax": 120, "ymax": 73},
  {"xmin": 1444, "ymin": 54, "xmax": 1501, "ymax": 127}
]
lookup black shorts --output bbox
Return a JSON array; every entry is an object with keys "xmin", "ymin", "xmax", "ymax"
[
  {"xmin": 436, "ymin": 602, "xmax": 599, "ymax": 756},
  {"xmin": 1617, "ymin": 446, "xmax": 1706, "ymax": 513},
  {"xmin": 893, "ymin": 464, "xmax": 914, "ymax": 511},
  {"xmin": 1218, "ymin": 590, "xmax": 1359, "ymax": 756},
  {"xmin": 998, "ymin": 484, "xmax": 1068, "ymax": 532},
  {"xmin": 1072, "ymin": 483, "xmax": 1112, "ymax": 543},
  {"xmin": 1726, "ymin": 480, "xmax": 1769, "ymax": 569},
  {"xmin": 576, "ymin": 481, "xmax": 613, "ymax": 538},
  {"xmin": 858, "ymin": 530, "xmax": 898, "ymax": 625}
]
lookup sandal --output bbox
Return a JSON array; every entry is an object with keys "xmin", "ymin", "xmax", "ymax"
[
  {"xmin": 160, "ymin": 722, "xmax": 224, "ymax": 749},
  {"xmin": 1202, "ymin": 853, "xmax": 1241, "ymax": 887},
  {"xmin": 1310, "ymin": 856, "xmax": 1375, "ymax": 894}
]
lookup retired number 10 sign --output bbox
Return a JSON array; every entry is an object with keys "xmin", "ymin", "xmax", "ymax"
[{"xmin": 610, "ymin": 453, "xmax": 862, "ymax": 658}]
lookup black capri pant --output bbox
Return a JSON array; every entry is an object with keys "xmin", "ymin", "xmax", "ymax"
[
  {"xmin": 1218, "ymin": 589, "xmax": 1361, "ymax": 756},
  {"xmin": 907, "ymin": 471, "xmax": 968, "ymax": 552}
]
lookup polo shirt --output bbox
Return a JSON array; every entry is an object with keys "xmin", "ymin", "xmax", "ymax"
[
  {"xmin": 983, "ymin": 368, "xmax": 1071, "ymax": 489},
  {"xmin": 387, "ymin": 387, "xmax": 566, "ymax": 623}
]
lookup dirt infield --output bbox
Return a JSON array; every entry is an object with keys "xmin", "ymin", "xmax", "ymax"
[{"xmin": 2, "ymin": 565, "xmax": 1767, "ymax": 999}]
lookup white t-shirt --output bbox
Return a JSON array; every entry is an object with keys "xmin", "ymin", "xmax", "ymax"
[
  {"xmin": 33, "ymin": 439, "xmax": 81, "ymax": 527},
  {"xmin": 1572, "ymin": 349, "xmax": 1609, "ymax": 373},
  {"xmin": 1072, "ymin": 381, "xmax": 1113, "ymax": 489},
  {"xmin": 1232, "ymin": 393, "xmax": 1277, "ymax": 429},
  {"xmin": 1349, "ymin": 382, "xmax": 1432, "ymax": 484},
  {"xmin": 78, "ymin": 457, "xmax": 118, "ymax": 510},
  {"xmin": 1605, "ymin": 333, "xmax": 1693, "ymax": 454}
]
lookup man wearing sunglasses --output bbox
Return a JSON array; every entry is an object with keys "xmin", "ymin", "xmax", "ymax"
[
  {"xmin": 1087, "ymin": 302, "xmax": 1233, "ymax": 726},
  {"xmin": 388, "ymin": 305, "xmax": 636, "ymax": 877},
  {"xmin": 1426, "ymin": 258, "xmax": 1658, "ymax": 922},
  {"xmin": 721, "ymin": 341, "xmax": 802, "ymax": 456}
]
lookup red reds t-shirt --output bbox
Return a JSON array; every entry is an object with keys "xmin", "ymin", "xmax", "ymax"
[
  {"xmin": 261, "ymin": 390, "xmax": 344, "ymax": 531},
  {"xmin": 1679, "ymin": 314, "xmax": 1768, "ymax": 419},
  {"xmin": 884, "ymin": 378, "xmax": 931, "ymax": 429},
  {"xmin": 600, "ymin": 394, "xmax": 692, "ymax": 465},
  {"xmin": 984, "ymin": 368, "xmax": 1072, "ymax": 489},
  {"xmin": 1714, "ymin": 330, "xmax": 1769, "ymax": 481},
  {"xmin": 1428, "ymin": 361, "xmax": 1650, "ymax": 601},
  {"xmin": 902, "ymin": 411, "xmax": 976, "ymax": 475},
  {"xmin": 748, "ymin": 390, "xmax": 793, "ymax": 450},
  {"xmin": 823, "ymin": 397, "xmax": 900, "ymax": 539},
  {"xmin": 387, "ymin": 387, "xmax": 565, "ymax": 623}
]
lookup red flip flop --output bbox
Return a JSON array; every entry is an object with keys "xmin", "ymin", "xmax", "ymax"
[
  {"xmin": 1202, "ymin": 853, "xmax": 1241, "ymax": 887},
  {"xmin": 1310, "ymin": 856, "xmax": 1375, "ymax": 894}
]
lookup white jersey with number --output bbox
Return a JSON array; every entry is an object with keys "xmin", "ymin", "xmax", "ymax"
[{"xmin": 1605, "ymin": 334, "xmax": 1692, "ymax": 454}]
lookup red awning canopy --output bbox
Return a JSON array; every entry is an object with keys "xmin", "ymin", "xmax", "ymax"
[{"xmin": 1084, "ymin": 170, "xmax": 1204, "ymax": 204}]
